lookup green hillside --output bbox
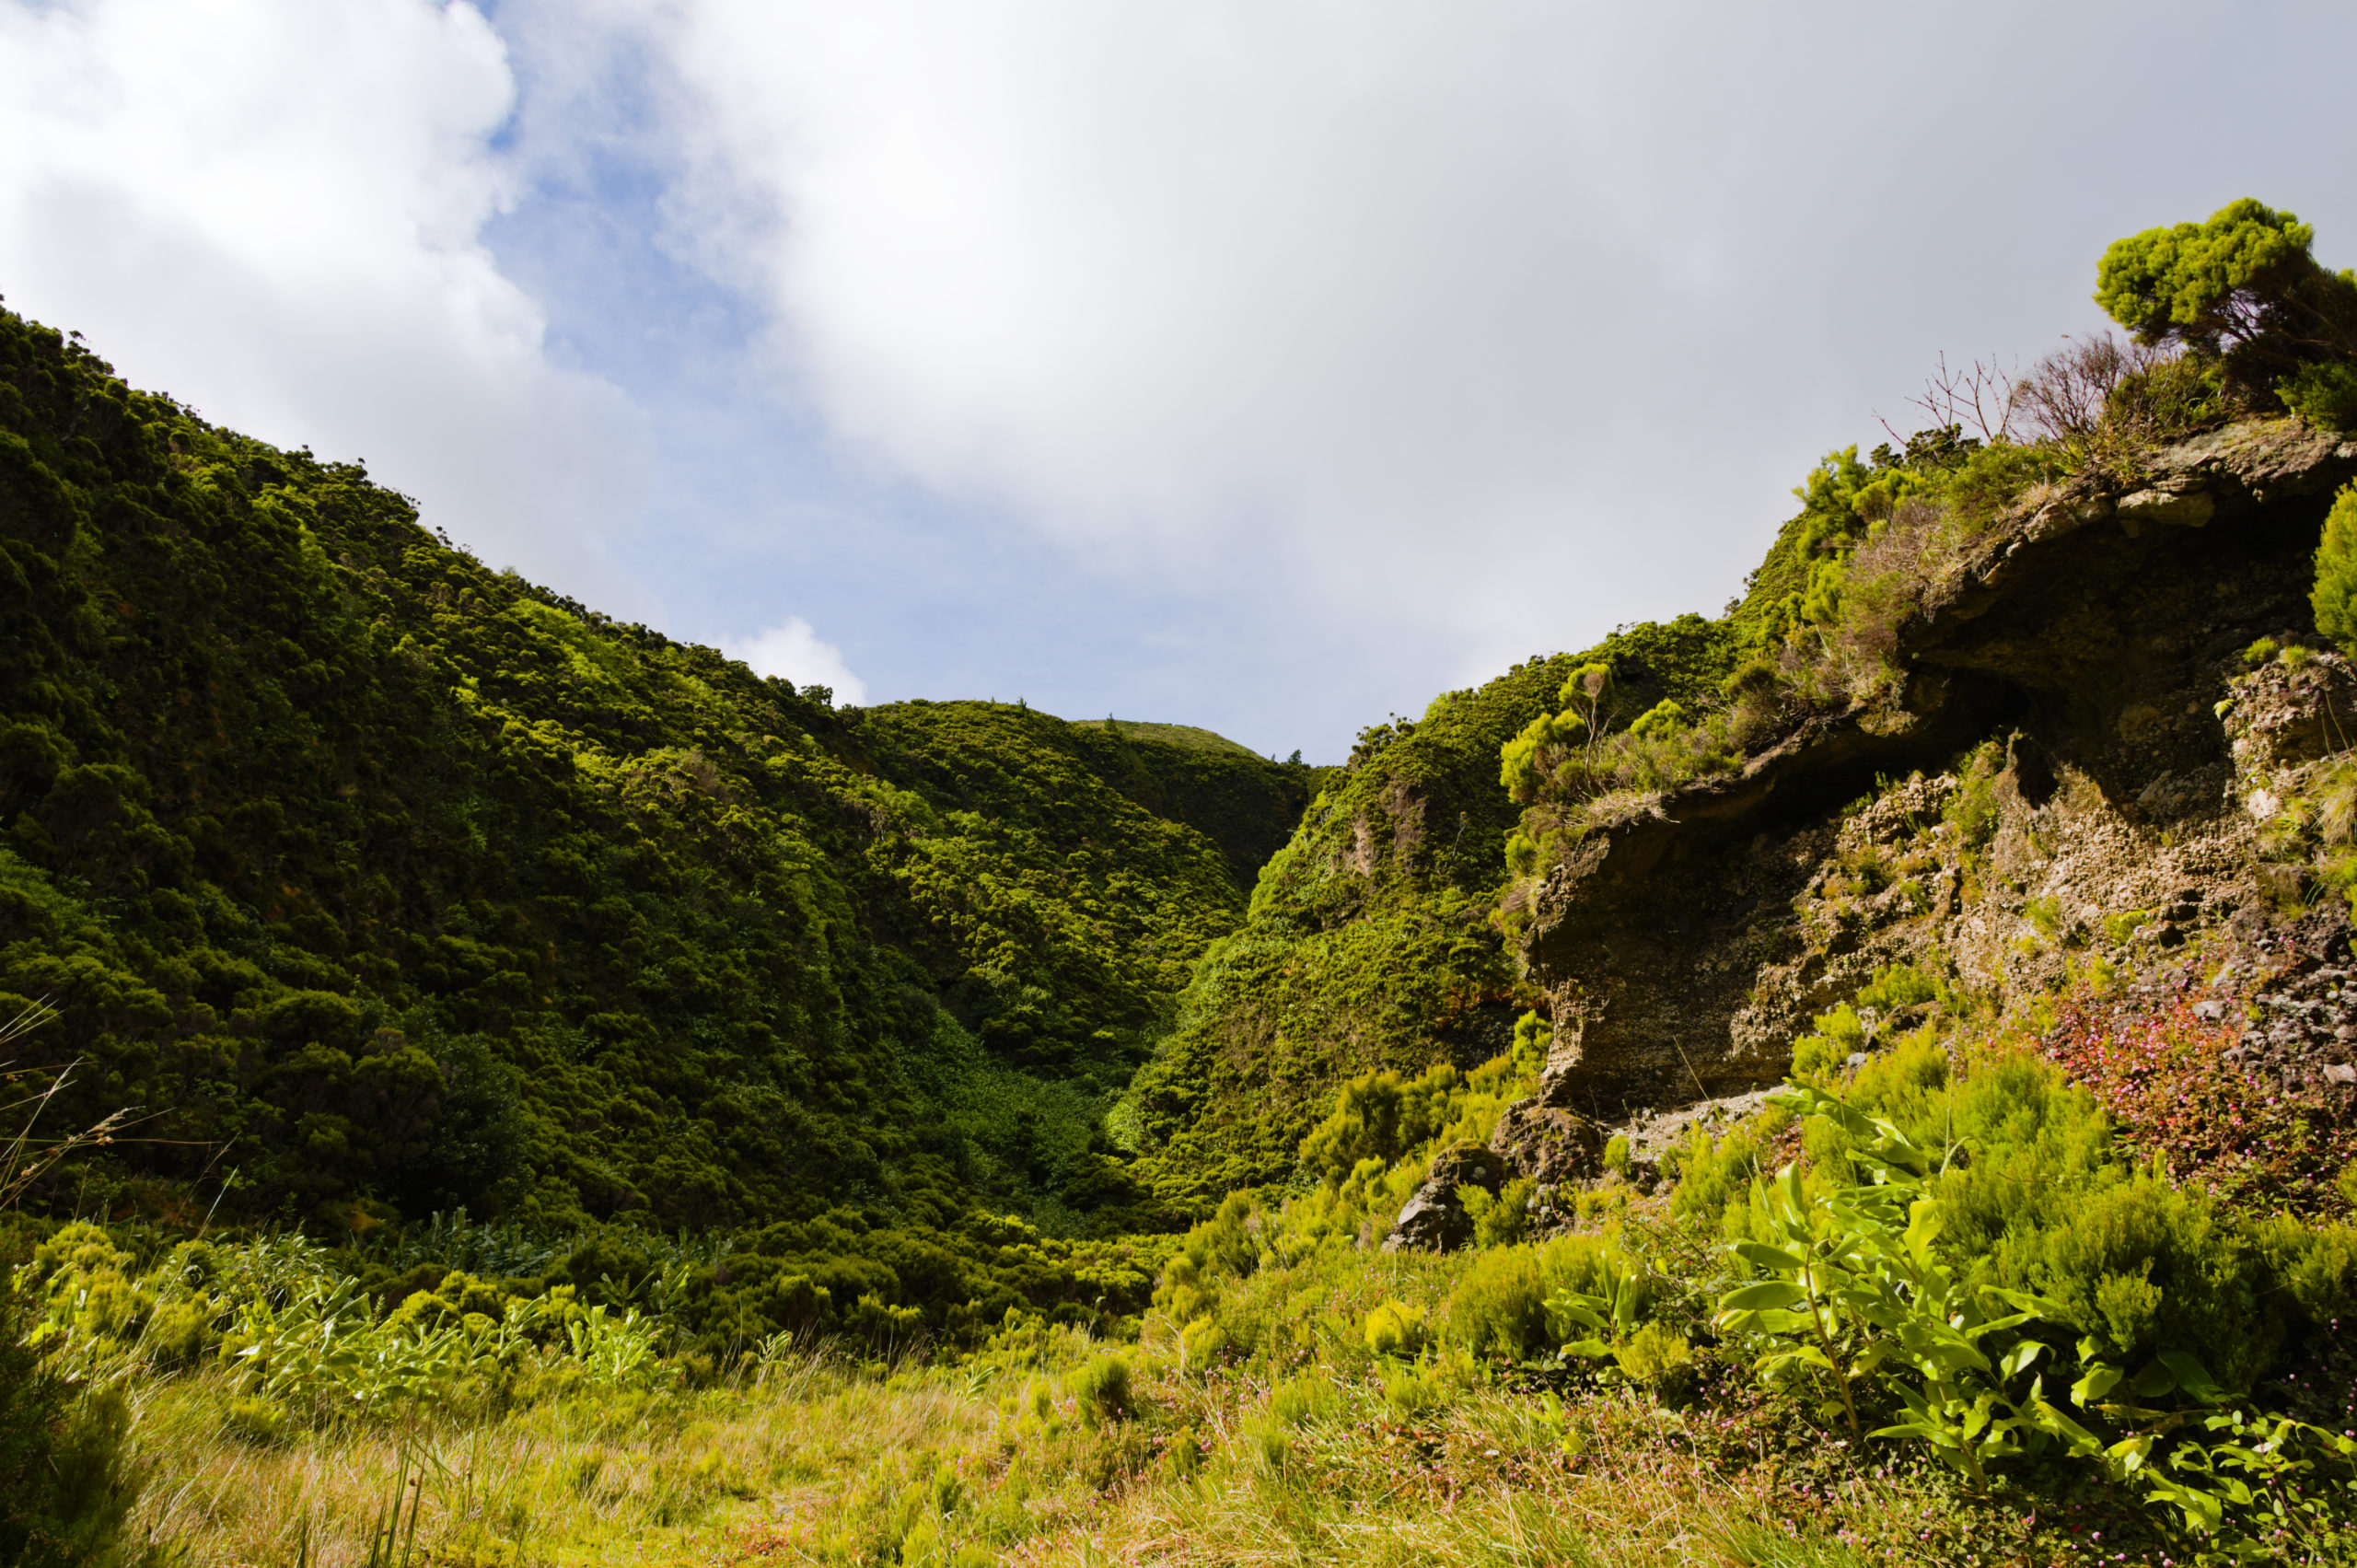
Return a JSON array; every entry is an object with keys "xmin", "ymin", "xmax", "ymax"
[
  {"xmin": 13, "ymin": 197, "xmax": 2357, "ymax": 1568},
  {"xmin": 1066, "ymin": 716, "xmax": 1262, "ymax": 758},
  {"xmin": 1122, "ymin": 614, "xmax": 1740, "ymax": 1207},
  {"xmin": 0, "ymin": 304, "xmax": 1312, "ymax": 1318}
]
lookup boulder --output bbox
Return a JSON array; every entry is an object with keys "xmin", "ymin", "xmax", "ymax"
[
  {"xmin": 1427, "ymin": 1141, "xmax": 1508, "ymax": 1195},
  {"xmin": 1381, "ymin": 1185, "xmax": 1472, "ymax": 1253},
  {"xmin": 1488, "ymin": 1101, "xmax": 1603, "ymax": 1187},
  {"xmin": 1380, "ymin": 1141, "xmax": 1514, "ymax": 1253}
]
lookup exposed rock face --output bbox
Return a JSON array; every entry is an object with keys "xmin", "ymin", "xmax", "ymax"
[
  {"xmin": 1511, "ymin": 420, "xmax": 2357, "ymax": 1129},
  {"xmin": 2208, "ymin": 916, "xmax": 2357, "ymax": 1102},
  {"xmin": 2227, "ymin": 655, "xmax": 2357, "ymax": 772},
  {"xmin": 1487, "ymin": 1099, "xmax": 1603, "ymax": 1186}
]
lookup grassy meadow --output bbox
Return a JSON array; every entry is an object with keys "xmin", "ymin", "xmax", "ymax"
[{"xmin": 33, "ymin": 953, "xmax": 2357, "ymax": 1568}]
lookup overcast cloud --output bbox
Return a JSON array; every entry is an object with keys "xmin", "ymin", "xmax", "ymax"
[
  {"xmin": 5, "ymin": 1, "xmax": 2355, "ymax": 756},
  {"xmin": 0, "ymin": 0, "xmax": 649, "ymax": 609}
]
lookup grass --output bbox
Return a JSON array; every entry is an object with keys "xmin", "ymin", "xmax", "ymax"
[
  {"xmin": 31, "ymin": 952, "xmax": 2356, "ymax": 1566},
  {"xmin": 122, "ymin": 1336, "xmax": 1977, "ymax": 1567}
]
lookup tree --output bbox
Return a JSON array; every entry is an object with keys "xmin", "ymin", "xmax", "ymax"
[{"xmin": 2095, "ymin": 198, "xmax": 2357, "ymax": 402}]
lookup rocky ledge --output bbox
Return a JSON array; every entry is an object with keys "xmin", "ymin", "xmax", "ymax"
[{"xmin": 1494, "ymin": 418, "xmax": 2357, "ymax": 1185}]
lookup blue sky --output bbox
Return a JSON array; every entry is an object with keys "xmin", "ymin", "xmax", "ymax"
[{"xmin": 5, "ymin": 1, "xmax": 2355, "ymax": 760}]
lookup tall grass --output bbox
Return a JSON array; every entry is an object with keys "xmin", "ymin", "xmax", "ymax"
[{"xmin": 122, "ymin": 1332, "xmax": 1974, "ymax": 1568}]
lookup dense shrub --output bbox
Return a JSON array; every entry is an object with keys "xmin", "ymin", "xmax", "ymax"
[
  {"xmin": 0, "ymin": 1304, "xmax": 155, "ymax": 1568},
  {"xmin": 2314, "ymin": 482, "xmax": 2357, "ymax": 655},
  {"xmin": 1444, "ymin": 1245, "xmax": 1549, "ymax": 1359}
]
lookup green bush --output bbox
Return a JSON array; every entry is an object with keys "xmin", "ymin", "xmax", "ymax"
[
  {"xmin": 2313, "ymin": 482, "xmax": 2357, "ymax": 654},
  {"xmin": 2283, "ymin": 361, "xmax": 2357, "ymax": 429},
  {"xmin": 1668, "ymin": 1105, "xmax": 1788, "ymax": 1227},
  {"xmin": 1361, "ymin": 1298, "xmax": 1427, "ymax": 1359},
  {"xmin": 1612, "ymin": 1321, "xmax": 1693, "ymax": 1388},
  {"xmin": 220, "ymin": 1395, "xmax": 295, "ymax": 1449},
  {"xmin": 2254, "ymin": 1216, "xmax": 2357, "ymax": 1327},
  {"xmin": 0, "ymin": 1299, "xmax": 157, "ymax": 1568},
  {"xmin": 1811, "ymin": 1035, "xmax": 2328, "ymax": 1394},
  {"xmin": 1295, "ymin": 1066, "xmax": 1458, "ymax": 1185},
  {"xmin": 1854, "ymin": 964, "xmax": 1939, "ymax": 1015},
  {"xmin": 1625, "ymin": 699, "xmax": 1688, "ymax": 741},
  {"xmin": 1459, "ymin": 1178, "xmax": 1531, "ymax": 1248},
  {"xmin": 1444, "ymin": 1246, "xmax": 1549, "ymax": 1360},
  {"xmin": 1062, "ymin": 1354, "xmax": 1132, "ymax": 1426}
]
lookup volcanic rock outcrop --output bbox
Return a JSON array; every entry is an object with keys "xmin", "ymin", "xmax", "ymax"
[{"xmin": 1494, "ymin": 419, "xmax": 2357, "ymax": 1169}]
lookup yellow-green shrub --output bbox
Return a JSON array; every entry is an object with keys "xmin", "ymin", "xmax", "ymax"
[
  {"xmin": 1446, "ymin": 1246, "xmax": 1550, "ymax": 1360},
  {"xmin": 1062, "ymin": 1354, "xmax": 1132, "ymax": 1426},
  {"xmin": 1362, "ymin": 1298, "xmax": 1427, "ymax": 1359},
  {"xmin": 1467, "ymin": 1178, "xmax": 1533, "ymax": 1247}
]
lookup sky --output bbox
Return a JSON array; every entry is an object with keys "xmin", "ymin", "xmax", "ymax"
[{"xmin": 3, "ymin": 1, "xmax": 2354, "ymax": 761}]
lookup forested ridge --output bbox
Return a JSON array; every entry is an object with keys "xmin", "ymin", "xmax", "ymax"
[{"xmin": 0, "ymin": 300, "xmax": 1319, "ymax": 1324}]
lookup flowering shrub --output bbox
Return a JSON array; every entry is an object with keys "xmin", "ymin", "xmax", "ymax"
[{"xmin": 2047, "ymin": 988, "xmax": 2357, "ymax": 1213}]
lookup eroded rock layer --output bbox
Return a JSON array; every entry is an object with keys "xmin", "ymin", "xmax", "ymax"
[{"xmin": 1507, "ymin": 422, "xmax": 2357, "ymax": 1146}]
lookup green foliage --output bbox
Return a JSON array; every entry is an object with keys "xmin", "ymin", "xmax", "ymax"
[
  {"xmin": 1735, "ymin": 445, "xmax": 1926, "ymax": 645},
  {"xmin": 2312, "ymin": 482, "xmax": 2357, "ymax": 655},
  {"xmin": 1717, "ymin": 1081, "xmax": 2357, "ymax": 1543},
  {"xmin": 1360, "ymin": 1297, "xmax": 1426, "ymax": 1359},
  {"xmin": 1789, "ymin": 969, "xmax": 1949, "ymax": 1087},
  {"xmin": 1495, "ymin": 617, "xmax": 1747, "ymax": 822},
  {"xmin": 6, "ymin": 1226, "xmax": 782, "ymax": 1431},
  {"xmin": 2096, "ymin": 197, "xmax": 2357, "ymax": 404},
  {"xmin": 1124, "ymin": 651, "xmax": 1586, "ymax": 1204},
  {"xmin": 0, "ymin": 1314, "xmax": 151, "ymax": 1568},
  {"xmin": 1294, "ymin": 1063, "xmax": 1462, "ymax": 1186},
  {"xmin": 0, "ymin": 304, "xmax": 1329, "ymax": 1337},
  {"xmin": 2282, "ymin": 361, "xmax": 2357, "ymax": 430},
  {"xmin": 1716, "ymin": 1125, "xmax": 2062, "ymax": 1484},
  {"xmin": 1541, "ymin": 1240, "xmax": 1656, "ymax": 1363},
  {"xmin": 1509, "ymin": 1009, "xmax": 1550, "ymax": 1083},
  {"xmin": 0, "ymin": 1278, "xmax": 160, "ymax": 1567},
  {"xmin": 1460, "ymin": 1176, "xmax": 1532, "ymax": 1247},
  {"xmin": 1945, "ymin": 743, "xmax": 2003, "ymax": 854},
  {"xmin": 1500, "ymin": 706, "xmax": 1586, "ymax": 804},
  {"xmin": 1855, "ymin": 964, "xmax": 1940, "ymax": 1015},
  {"xmin": 1625, "ymin": 699, "xmax": 1688, "ymax": 741},
  {"xmin": 1800, "ymin": 1034, "xmax": 2329, "ymax": 1393},
  {"xmin": 1061, "ymin": 1353, "xmax": 1132, "ymax": 1425},
  {"xmin": 1668, "ymin": 1104, "xmax": 1789, "ymax": 1227},
  {"xmin": 1443, "ymin": 1245, "xmax": 1549, "ymax": 1360}
]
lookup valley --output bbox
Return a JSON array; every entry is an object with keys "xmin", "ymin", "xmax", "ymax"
[{"xmin": 7, "ymin": 198, "xmax": 2357, "ymax": 1566}]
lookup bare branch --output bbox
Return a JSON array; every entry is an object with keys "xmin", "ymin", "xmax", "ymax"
[{"xmin": 1907, "ymin": 351, "xmax": 2024, "ymax": 446}]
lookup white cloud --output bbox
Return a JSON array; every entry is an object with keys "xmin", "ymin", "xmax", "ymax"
[
  {"xmin": 630, "ymin": 0, "xmax": 2357, "ymax": 688},
  {"xmin": 628, "ymin": 1, "xmax": 1867, "ymax": 645},
  {"xmin": 0, "ymin": 0, "xmax": 650, "ymax": 610},
  {"xmin": 723, "ymin": 617, "xmax": 868, "ymax": 704},
  {"xmin": 13, "ymin": 0, "xmax": 2351, "ymax": 758}
]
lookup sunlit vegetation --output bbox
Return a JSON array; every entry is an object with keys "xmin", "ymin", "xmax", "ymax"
[{"xmin": 12, "ymin": 199, "xmax": 2357, "ymax": 1565}]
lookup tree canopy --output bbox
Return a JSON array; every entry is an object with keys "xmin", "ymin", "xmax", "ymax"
[{"xmin": 2096, "ymin": 197, "xmax": 2357, "ymax": 403}]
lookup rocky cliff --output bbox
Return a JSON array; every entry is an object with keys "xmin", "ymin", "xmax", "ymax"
[{"xmin": 1497, "ymin": 418, "xmax": 2357, "ymax": 1173}]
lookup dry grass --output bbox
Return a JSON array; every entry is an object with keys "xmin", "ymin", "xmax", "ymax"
[{"xmin": 1004, "ymin": 1384, "xmax": 1876, "ymax": 1568}]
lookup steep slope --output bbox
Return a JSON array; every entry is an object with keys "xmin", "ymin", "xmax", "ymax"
[
  {"xmin": 1124, "ymin": 617, "xmax": 1741, "ymax": 1207},
  {"xmin": 0, "ymin": 307, "xmax": 1311, "ymax": 1266},
  {"xmin": 1505, "ymin": 419, "xmax": 2357, "ymax": 1130}
]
